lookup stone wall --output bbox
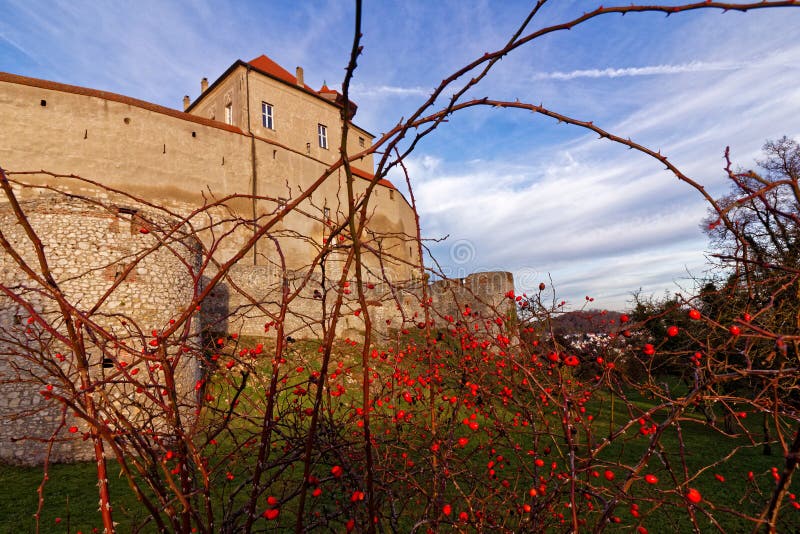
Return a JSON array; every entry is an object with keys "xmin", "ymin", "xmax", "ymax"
[
  {"xmin": 0, "ymin": 196, "xmax": 201, "ymax": 464},
  {"xmin": 0, "ymin": 193, "xmax": 513, "ymax": 466},
  {"xmin": 429, "ymin": 271, "xmax": 516, "ymax": 327},
  {"xmin": 203, "ymin": 263, "xmax": 426, "ymax": 342},
  {"xmin": 203, "ymin": 268, "xmax": 515, "ymax": 341}
]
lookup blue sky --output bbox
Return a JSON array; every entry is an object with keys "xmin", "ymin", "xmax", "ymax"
[{"xmin": 2, "ymin": 1, "xmax": 799, "ymax": 310}]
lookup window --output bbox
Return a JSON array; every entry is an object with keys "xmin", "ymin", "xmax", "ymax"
[
  {"xmin": 224, "ymin": 103, "xmax": 233, "ymax": 125},
  {"xmin": 389, "ymin": 190, "xmax": 395, "ymax": 200},
  {"xmin": 358, "ymin": 136, "xmax": 365, "ymax": 147},
  {"xmin": 262, "ymin": 102, "xmax": 274, "ymax": 129},
  {"xmin": 318, "ymin": 124, "xmax": 328, "ymax": 149},
  {"xmin": 323, "ymin": 207, "xmax": 331, "ymax": 220}
]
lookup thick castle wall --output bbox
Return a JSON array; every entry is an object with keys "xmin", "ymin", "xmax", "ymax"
[{"xmin": 0, "ymin": 197, "xmax": 201, "ymax": 464}]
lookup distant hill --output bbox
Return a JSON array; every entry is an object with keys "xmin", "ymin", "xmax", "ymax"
[{"xmin": 548, "ymin": 310, "xmax": 624, "ymax": 335}]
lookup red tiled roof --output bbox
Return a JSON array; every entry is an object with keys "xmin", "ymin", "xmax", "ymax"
[
  {"xmin": 351, "ymin": 166, "xmax": 396, "ymax": 190},
  {"xmin": 248, "ymin": 55, "xmax": 314, "ymax": 91},
  {"xmin": 319, "ymin": 84, "xmax": 338, "ymax": 95}
]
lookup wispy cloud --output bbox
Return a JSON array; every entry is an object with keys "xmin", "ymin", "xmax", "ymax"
[
  {"xmin": 352, "ymin": 84, "xmax": 430, "ymax": 98},
  {"xmin": 532, "ymin": 61, "xmax": 741, "ymax": 81}
]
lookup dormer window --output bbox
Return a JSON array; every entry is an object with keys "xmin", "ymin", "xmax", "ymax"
[
  {"xmin": 224, "ymin": 103, "xmax": 233, "ymax": 125},
  {"xmin": 262, "ymin": 102, "xmax": 274, "ymax": 129},
  {"xmin": 318, "ymin": 124, "xmax": 328, "ymax": 149},
  {"xmin": 358, "ymin": 136, "xmax": 365, "ymax": 147}
]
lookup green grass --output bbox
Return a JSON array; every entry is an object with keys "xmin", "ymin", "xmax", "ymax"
[
  {"xmin": 0, "ymin": 460, "xmax": 152, "ymax": 534},
  {"xmin": 4, "ymin": 354, "xmax": 800, "ymax": 533}
]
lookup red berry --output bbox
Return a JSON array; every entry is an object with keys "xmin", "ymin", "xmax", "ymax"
[
  {"xmin": 686, "ymin": 488, "xmax": 702, "ymax": 504},
  {"xmin": 688, "ymin": 309, "xmax": 701, "ymax": 320},
  {"xmin": 604, "ymin": 470, "xmax": 615, "ymax": 481},
  {"xmin": 667, "ymin": 326, "xmax": 679, "ymax": 337},
  {"xmin": 620, "ymin": 314, "xmax": 629, "ymax": 323},
  {"xmin": 331, "ymin": 465, "xmax": 343, "ymax": 477},
  {"xmin": 644, "ymin": 474, "xmax": 658, "ymax": 484},
  {"xmin": 443, "ymin": 504, "xmax": 452, "ymax": 516},
  {"xmin": 262, "ymin": 509, "xmax": 279, "ymax": 520},
  {"xmin": 643, "ymin": 344, "xmax": 656, "ymax": 356},
  {"xmin": 729, "ymin": 325, "xmax": 741, "ymax": 336}
]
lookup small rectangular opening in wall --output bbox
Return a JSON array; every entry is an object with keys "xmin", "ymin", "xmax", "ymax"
[
  {"xmin": 358, "ymin": 136, "xmax": 365, "ymax": 147},
  {"xmin": 306, "ymin": 142, "xmax": 311, "ymax": 154},
  {"xmin": 116, "ymin": 207, "xmax": 144, "ymax": 235},
  {"xmin": 102, "ymin": 357, "xmax": 114, "ymax": 369},
  {"xmin": 40, "ymin": 99, "xmax": 46, "ymax": 107},
  {"xmin": 389, "ymin": 190, "xmax": 395, "ymax": 200},
  {"xmin": 191, "ymin": 131, "xmax": 197, "ymax": 138}
]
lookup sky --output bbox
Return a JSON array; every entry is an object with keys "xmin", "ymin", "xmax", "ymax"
[{"xmin": 1, "ymin": 0, "xmax": 799, "ymax": 310}]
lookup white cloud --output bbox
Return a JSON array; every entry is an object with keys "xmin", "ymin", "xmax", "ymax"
[
  {"xmin": 532, "ymin": 60, "xmax": 741, "ymax": 81},
  {"xmin": 352, "ymin": 84, "xmax": 430, "ymax": 98}
]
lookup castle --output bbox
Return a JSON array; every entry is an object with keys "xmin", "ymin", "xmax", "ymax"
[{"xmin": 0, "ymin": 54, "xmax": 514, "ymax": 464}]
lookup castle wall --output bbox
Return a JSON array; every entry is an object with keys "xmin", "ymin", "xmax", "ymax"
[
  {"xmin": 429, "ymin": 271, "xmax": 517, "ymax": 327},
  {"xmin": 0, "ymin": 73, "xmax": 418, "ymax": 281},
  {"xmin": 0, "ymin": 197, "xmax": 201, "ymax": 464}
]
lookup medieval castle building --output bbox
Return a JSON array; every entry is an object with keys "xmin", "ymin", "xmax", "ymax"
[{"xmin": 0, "ymin": 54, "xmax": 514, "ymax": 463}]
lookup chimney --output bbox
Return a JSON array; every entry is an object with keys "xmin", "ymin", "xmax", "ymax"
[
  {"xmin": 295, "ymin": 66, "xmax": 304, "ymax": 87},
  {"xmin": 200, "ymin": 77, "xmax": 209, "ymax": 93},
  {"xmin": 182, "ymin": 95, "xmax": 190, "ymax": 111}
]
